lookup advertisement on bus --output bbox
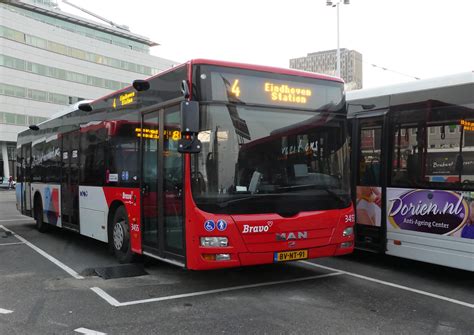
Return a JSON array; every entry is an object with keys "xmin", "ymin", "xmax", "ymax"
[
  {"xmin": 356, "ymin": 186, "xmax": 382, "ymax": 227},
  {"xmin": 387, "ymin": 188, "xmax": 474, "ymax": 239}
]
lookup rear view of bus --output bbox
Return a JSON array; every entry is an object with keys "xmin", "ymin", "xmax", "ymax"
[{"xmin": 184, "ymin": 60, "xmax": 354, "ymax": 269}]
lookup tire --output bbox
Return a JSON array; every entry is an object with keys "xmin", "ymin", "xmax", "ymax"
[
  {"xmin": 35, "ymin": 198, "xmax": 49, "ymax": 233},
  {"xmin": 110, "ymin": 206, "xmax": 134, "ymax": 263}
]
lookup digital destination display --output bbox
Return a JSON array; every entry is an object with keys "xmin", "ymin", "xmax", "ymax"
[
  {"xmin": 209, "ymin": 71, "xmax": 342, "ymax": 110},
  {"xmin": 135, "ymin": 127, "xmax": 181, "ymax": 140},
  {"xmin": 461, "ymin": 119, "xmax": 474, "ymax": 131},
  {"xmin": 113, "ymin": 91, "xmax": 136, "ymax": 109}
]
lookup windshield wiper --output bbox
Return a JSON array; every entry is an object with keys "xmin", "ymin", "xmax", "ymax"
[
  {"xmin": 323, "ymin": 187, "xmax": 348, "ymax": 205},
  {"xmin": 277, "ymin": 184, "xmax": 348, "ymax": 204},
  {"xmin": 217, "ymin": 193, "xmax": 291, "ymax": 208}
]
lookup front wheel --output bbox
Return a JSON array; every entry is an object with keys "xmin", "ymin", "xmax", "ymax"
[{"xmin": 110, "ymin": 206, "xmax": 134, "ymax": 263}]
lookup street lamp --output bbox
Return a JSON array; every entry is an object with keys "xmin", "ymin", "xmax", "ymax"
[{"xmin": 326, "ymin": 0, "xmax": 350, "ymax": 78}]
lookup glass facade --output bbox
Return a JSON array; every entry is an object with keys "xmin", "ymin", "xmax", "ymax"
[
  {"xmin": 0, "ymin": 111, "xmax": 48, "ymax": 126},
  {"xmin": 0, "ymin": 83, "xmax": 83, "ymax": 105},
  {"xmin": 0, "ymin": 54, "xmax": 129, "ymax": 90},
  {"xmin": 0, "ymin": 25, "xmax": 160, "ymax": 76},
  {"xmin": 0, "ymin": 4, "xmax": 151, "ymax": 53}
]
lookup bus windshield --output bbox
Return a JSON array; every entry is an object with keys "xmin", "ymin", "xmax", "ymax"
[{"xmin": 191, "ymin": 104, "xmax": 350, "ymax": 215}]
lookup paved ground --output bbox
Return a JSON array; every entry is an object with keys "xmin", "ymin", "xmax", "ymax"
[{"xmin": 1, "ymin": 190, "xmax": 473, "ymax": 334}]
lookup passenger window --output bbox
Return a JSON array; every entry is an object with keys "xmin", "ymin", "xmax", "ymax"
[
  {"xmin": 358, "ymin": 125, "xmax": 381, "ymax": 186},
  {"xmin": 391, "ymin": 120, "xmax": 474, "ymax": 188}
]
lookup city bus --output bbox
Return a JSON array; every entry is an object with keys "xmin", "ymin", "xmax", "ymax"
[
  {"xmin": 16, "ymin": 59, "xmax": 355, "ymax": 270},
  {"xmin": 348, "ymin": 71, "xmax": 474, "ymax": 271}
]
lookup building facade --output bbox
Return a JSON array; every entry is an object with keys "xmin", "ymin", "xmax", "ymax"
[
  {"xmin": 0, "ymin": 0, "xmax": 176, "ymax": 183},
  {"xmin": 290, "ymin": 49, "xmax": 363, "ymax": 91}
]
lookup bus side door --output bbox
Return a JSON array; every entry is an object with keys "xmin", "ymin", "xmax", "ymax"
[
  {"xmin": 140, "ymin": 103, "xmax": 185, "ymax": 266},
  {"xmin": 21, "ymin": 143, "xmax": 32, "ymax": 216},
  {"xmin": 353, "ymin": 115, "xmax": 386, "ymax": 252},
  {"xmin": 61, "ymin": 131, "xmax": 80, "ymax": 229}
]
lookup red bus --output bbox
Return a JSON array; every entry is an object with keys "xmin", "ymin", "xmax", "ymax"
[{"xmin": 16, "ymin": 59, "xmax": 354, "ymax": 270}]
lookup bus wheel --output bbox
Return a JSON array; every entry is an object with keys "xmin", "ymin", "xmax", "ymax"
[
  {"xmin": 110, "ymin": 206, "xmax": 134, "ymax": 263},
  {"xmin": 35, "ymin": 198, "xmax": 49, "ymax": 233}
]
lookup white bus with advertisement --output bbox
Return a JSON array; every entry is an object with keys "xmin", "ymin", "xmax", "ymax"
[{"xmin": 348, "ymin": 72, "xmax": 474, "ymax": 271}]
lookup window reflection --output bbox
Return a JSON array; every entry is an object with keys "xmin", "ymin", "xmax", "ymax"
[{"xmin": 191, "ymin": 105, "xmax": 350, "ymax": 214}]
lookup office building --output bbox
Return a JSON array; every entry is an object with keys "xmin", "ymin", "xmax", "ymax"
[
  {"xmin": 290, "ymin": 49, "xmax": 363, "ymax": 91},
  {"xmin": 0, "ymin": 0, "xmax": 176, "ymax": 182}
]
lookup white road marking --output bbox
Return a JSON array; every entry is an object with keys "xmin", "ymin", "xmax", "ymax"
[
  {"xmin": 0, "ymin": 225, "xmax": 84, "ymax": 280},
  {"xmin": 91, "ymin": 272, "xmax": 343, "ymax": 307},
  {"xmin": 0, "ymin": 308, "xmax": 13, "ymax": 314},
  {"xmin": 74, "ymin": 327, "xmax": 107, "ymax": 335},
  {"xmin": 300, "ymin": 261, "xmax": 474, "ymax": 309},
  {"xmin": 90, "ymin": 287, "xmax": 121, "ymax": 307},
  {"xmin": 0, "ymin": 242, "xmax": 24, "ymax": 246}
]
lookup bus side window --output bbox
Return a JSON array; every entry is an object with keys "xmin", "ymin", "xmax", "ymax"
[{"xmin": 406, "ymin": 154, "xmax": 418, "ymax": 186}]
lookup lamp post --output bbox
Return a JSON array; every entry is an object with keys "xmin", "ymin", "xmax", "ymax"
[{"xmin": 326, "ymin": 0, "xmax": 350, "ymax": 79}]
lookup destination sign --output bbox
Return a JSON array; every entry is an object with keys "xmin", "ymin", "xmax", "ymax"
[
  {"xmin": 461, "ymin": 119, "xmax": 474, "ymax": 131},
  {"xmin": 135, "ymin": 127, "xmax": 181, "ymax": 140},
  {"xmin": 209, "ymin": 71, "xmax": 342, "ymax": 110},
  {"xmin": 112, "ymin": 91, "xmax": 136, "ymax": 109}
]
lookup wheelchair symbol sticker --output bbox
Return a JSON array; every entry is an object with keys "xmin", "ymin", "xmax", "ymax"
[{"xmin": 204, "ymin": 220, "xmax": 215, "ymax": 232}]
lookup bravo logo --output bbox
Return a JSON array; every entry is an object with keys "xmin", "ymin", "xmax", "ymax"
[
  {"xmin": 122, "ymin": 192, "xmax": 133, "ymax": 200},
  {"xmin": 242, "ymin": 221, "xmax": 273, "ymax": 233}
]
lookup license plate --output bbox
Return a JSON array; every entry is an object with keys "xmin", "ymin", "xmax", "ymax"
[{"xmin": 274, "ymin": 250, "xmax": 308, "ymax": 262}]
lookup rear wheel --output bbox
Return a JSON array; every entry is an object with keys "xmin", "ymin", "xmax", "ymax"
[
  {"xmin": 35, "ymin": 197, "xmax": 49, "ymax": 233},
  {"xmin": 110, "ymin": 206, "xmax": 134, "ymax": 263}
]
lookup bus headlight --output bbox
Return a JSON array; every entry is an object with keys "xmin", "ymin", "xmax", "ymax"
[
  {"xmin": 343, "ymin": 227, "xmax": 353, "ymax": 237},
  {"xmin": 200, "ymin": 237, "xmax": 228, "ymax": 247}
]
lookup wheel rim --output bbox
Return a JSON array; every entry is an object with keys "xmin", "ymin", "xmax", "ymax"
[{"xmin": 113, "ymin": 221, "xmax": 125, "ymax": 251}]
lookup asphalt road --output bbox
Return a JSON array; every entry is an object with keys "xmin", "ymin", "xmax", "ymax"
[{"xmin": 1, "ymin": 189, "xmax": 473, "ymax": 334}]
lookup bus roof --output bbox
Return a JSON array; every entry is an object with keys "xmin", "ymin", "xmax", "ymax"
[
  {"xmin": 189, "ymin": 59, "xmax": 344, "ymax": 83},
  {"xmin": 347, "ymin": 71, "xmax": 474, "ymax": 101},
  {"xmin": 89, "ymin": 59, "xmax": 344, "ymax": 105},
  {"xmin": 21, "ymin": 59, "xmax": 344, "ymax": 136}
]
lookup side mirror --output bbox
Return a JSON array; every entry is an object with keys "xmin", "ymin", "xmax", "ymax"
[
  {"xmin": 178, "ymin": 101, "xmax": 202, "ymax": 153},
  {"xmin": 180, "ymin": 101, "xmax": 199, "ymax": 133},
  {"xmin": 181, "ymin": 80, "xmax": 190, "ymax": 99}
]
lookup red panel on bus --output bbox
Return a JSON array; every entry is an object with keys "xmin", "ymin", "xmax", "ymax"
[{"xmin": 103, "ymin": 187, "xmax": 142, "ymax": 254}]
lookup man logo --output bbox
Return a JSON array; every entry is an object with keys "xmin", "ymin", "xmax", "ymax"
[
  {"xmin": 79, "ymin": 190, "xmax": 88, "ymax": 197},
  {"xmin": 276, "ymin": 231, "xmax": 308, "ymax": 241}
]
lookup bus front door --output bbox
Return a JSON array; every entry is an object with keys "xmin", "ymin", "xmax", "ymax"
[
  {"xmin": 22, "ymin": 143, "xmax": 32, "ymax": 216},
  {"xmin": 60, "ymin": 131, "xmax": 80, "ymax": 230},
  {"xmin": 141, "ymin": 105, "xmax": 185, "ymax": 266},
  {"xmin": 354, "ymin": 116, "xmax": 386, "ymax": 252}
]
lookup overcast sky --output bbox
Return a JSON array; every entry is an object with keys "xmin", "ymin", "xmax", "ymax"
[{"xmin": 59, "ymin": 0, "xmax": 473, "ymax": 89}]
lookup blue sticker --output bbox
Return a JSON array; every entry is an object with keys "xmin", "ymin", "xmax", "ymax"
[
  {"xmin": 216, "ymin": 219, "xmax": 227, "ymax": 231},
  {"xmin": 204, "ymin": 220, "xmax": 215, "ymax": 232}
]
